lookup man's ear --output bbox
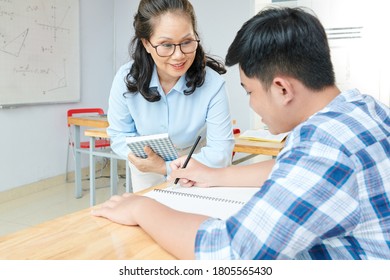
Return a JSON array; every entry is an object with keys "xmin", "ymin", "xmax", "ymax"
[{"xmin": 272, "ymin": 76, "xmax": 294, "ymax": 105}]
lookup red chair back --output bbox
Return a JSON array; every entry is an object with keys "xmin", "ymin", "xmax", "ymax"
[
  {"xmin": 67, "ymin": 108, "xmax": 105, "ymax": 127},
  {"xmin": 67, "ymin": 108, "xmax": 104, "ymax": 117},
  {"xmin": 232, "ymin": 128, "xmax": 241, "ymax": 158}
]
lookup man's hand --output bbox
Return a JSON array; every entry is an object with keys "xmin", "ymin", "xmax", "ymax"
[
  {"xmin": 169, "ymin": 156, "xmax": 214, "ymax": 187},
  {"xmin": 91, "ymin": 193, "xmax": 148, "ymax": 226}
]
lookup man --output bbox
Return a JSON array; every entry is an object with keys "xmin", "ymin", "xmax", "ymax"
[{"xmin": 92, "ymin": 7, "xmax": 390, "ymax": 259}]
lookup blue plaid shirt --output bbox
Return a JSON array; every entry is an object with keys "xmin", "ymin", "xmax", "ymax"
[{"xmin": 195, "ymin": 89, "xmax": 390, "ymax": 259}]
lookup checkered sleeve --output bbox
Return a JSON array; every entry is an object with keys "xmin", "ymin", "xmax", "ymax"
[
  {"xmin": 195, "ymin": 133, "xmax": 360, "ymax": 259},
  {"xmin": 195, "ymin": 90, "xmax": 390, "ymax": 259}
]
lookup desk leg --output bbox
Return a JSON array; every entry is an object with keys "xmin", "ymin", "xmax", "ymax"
[
  {"xmin": 74, "ymin": 125, "xmax": 82, "ymax": 199},
  {"xmin": 125, "ymin": 160, "xmax": 131, "ymax": 192},
  {"xmin": 89, "ymin": 137, "xmax": 96, "ymax": 206},
  {"xmin": 110, "ymin": 158, "xmax": 118, "ymax": 196}
]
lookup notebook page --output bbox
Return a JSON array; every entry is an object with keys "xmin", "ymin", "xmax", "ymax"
[{"xmin": 144, "ymin": 186, "xmax": 259, "ymax": 220}]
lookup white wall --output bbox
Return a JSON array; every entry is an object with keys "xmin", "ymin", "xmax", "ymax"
[
  {"xmin": 193, "ymin": 0, "xmax": 256, "ymax": 130},
  {"xmin": 113, "ymin": 0, "xmax": 138, "ymax": 70},
  {"xmin": 0, "ymin": 0, "xmax": 115, "ymax": 192}
]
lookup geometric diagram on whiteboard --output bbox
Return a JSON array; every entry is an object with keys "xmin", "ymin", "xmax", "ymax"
[
  {"xmin": 0, "ymin": 29, "xmax": 29, "ymax": 57},
  {"xmin": 0, "ymin": 0, "xmax": 79, "ymax": 106},
  {"xmin": 35, "ymin": 5, "xmax": 71, "ymax": 42},
  {"xmin": 43, "ymin": 59, "xmax": 68, "ymax": 95}
]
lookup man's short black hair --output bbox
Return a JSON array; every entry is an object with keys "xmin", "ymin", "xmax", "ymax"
[{"xmin": 226, "ymin": 7, "xmax": 335, "ymax": 91}]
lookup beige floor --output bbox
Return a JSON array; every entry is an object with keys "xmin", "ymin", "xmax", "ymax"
[{"xmin": 0, "ymin": 161, "xmax": 128, "ymax": 237}]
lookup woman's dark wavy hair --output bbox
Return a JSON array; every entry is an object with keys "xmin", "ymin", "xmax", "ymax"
[
  {"xmin": 226, "ymin": 7, "xmax": 335, "ymax": 91},
  {"xmin": 126, "ymin": 0, "xmax": 226, "ymax": 102}
]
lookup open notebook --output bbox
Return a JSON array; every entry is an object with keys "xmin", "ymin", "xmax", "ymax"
[{"xmin": 144, "ymin": 185, "xmax": 260, "ymax": 219}]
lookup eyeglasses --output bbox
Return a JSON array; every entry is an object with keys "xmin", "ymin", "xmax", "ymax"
[{"xmin": 147, "ymin": 39, "xmax": 200, "ymax": 57}]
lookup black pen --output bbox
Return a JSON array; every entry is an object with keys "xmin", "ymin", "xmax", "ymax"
[{"xmin": 174, "ymin": 135, "xmax": 201, "ymax": 186}]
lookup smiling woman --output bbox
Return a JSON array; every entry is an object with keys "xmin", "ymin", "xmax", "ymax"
[
  {"xmin": 141, "ymin": 11, "xmax": 198, "ymax": 92},
  {"xmin": 106, "ymin": 0, "xmax": 235, "ymax": 192}
]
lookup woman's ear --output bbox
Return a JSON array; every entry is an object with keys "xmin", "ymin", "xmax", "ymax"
[
  {"xmin": 141, "ymin": 38, "xmax": 151, "ymax": 54},
  {"xmin": 272, "ymin": 76, "xmax": 294, "ymax": 105}
]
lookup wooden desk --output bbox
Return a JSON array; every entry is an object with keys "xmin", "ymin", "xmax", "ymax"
[
  {"xmin": 69, "ymin": 116, "xmax": 284, "ymax": 196},
  {"xmin": 232, "ymin": 135, "xmax": 285, "ymax": 164},
  {"xmin": 84, "ymin": 128, "xmax": 110, "ymax": 138},
  {"xmin": 0, "ymin": 201, "xmax": 175, "ymax": 260},
  {"xmin": 233, "ymin": 136, "xmax": 284, "ymax": 156},
  {"xmin": 67, "ymin": 115, "xmax": 109, "ymax": 128},
  {"xmin": 68, "ymin": 116, "xmax": 285, "ymax": 158},
  {"xmin": 68, "ymin": 115, "xmax": 109, "ymax": 198}
]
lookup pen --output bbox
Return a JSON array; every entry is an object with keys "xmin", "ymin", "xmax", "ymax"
[{"xmin": 174, "ymin": 135, "xmax": 201, "ymax": 185}]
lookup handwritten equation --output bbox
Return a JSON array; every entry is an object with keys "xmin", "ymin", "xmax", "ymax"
[{"xmin": 0, "ymin": 0, "xmax": 79, "ymax": 106}]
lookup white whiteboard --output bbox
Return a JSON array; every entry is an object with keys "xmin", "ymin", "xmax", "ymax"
[{"xmin": 0, "ymin": 0, "xmax": 80, "ymax": 107}]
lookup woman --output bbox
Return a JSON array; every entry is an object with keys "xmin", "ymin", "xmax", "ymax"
[{"xmin": 107, "ymin": 0, "xmax": 234, "ymax": 192}]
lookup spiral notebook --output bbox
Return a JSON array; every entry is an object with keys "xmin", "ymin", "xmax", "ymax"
[
  {"xmin": 126, "ymin": 133, "xmax": 178, "ymax": 161},
  {"xmin": 144, "ymin": 186, "xmax": 259, "ymax": 219}
]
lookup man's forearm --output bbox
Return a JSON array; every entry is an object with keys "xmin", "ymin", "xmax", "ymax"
[
  {"xmin": 134, "ymin": 197, "xmax": 209, "ymax": 259},
  {"xmin": 214, "ymin": 159, "xmax": 275, "ymax": 187}
]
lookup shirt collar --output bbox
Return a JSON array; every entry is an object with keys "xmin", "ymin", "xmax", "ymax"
[{"xmin": 150, "ymin": 65, "xmax": 188, "ymax": 94}]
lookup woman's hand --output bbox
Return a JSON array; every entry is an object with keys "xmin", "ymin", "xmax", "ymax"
[{"xmin": 128, "ymin": 146, "xmax": 167, "ymax": 175}]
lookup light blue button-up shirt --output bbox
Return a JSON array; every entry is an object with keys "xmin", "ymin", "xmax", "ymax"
[{"xmin": 107, "ymin": 61, "xmax": 234, "ymax": 174}]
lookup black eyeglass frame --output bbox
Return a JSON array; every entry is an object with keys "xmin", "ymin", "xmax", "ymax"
[{"xmin": 147, "ymin": 39, "xmax": 200, "ymax": 57}]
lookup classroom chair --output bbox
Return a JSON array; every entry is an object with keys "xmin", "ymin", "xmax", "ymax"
[
  {"xmin": 65, "ymin": 108, "xmax": 111, "ymax": 182},
  {"xmin": 232, "ymin": 128, "xmax": 241, "ymax": 159}
]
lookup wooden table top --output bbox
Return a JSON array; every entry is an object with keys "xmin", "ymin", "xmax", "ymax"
[
  {"xmin": 70, "ymin": 115, "xmax": 284, "ymax": 157},
  {"xmin": 0, "ymin": 187, "xmax": 176, "ymax": 260},
  {"xmin": 233, "ymin": 135, "xmax": 285, "ymax": 157},
  {"xmin": 67, "ymin": 115, "xmax": 109, "ymax": 128},
  {"xmin": 85, "ymin": 128, "xmax": 110, "ymax": 138},
  {"xmin": 83, "ymin": 128, "xmax": 285, "ymax": 158}
]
